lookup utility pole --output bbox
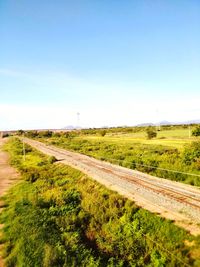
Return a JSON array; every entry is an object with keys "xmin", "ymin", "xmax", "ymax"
[{"xmin": 23, "ymin": 132, "xmax": 26, "ymax": 161}]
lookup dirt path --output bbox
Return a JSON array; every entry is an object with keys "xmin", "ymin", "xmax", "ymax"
[
  {"xmin": 0, "ymin": 138, "xmax": 19, "ymax": 267},
  {"xmin": 24, "ymin": 137, "xmax": 200, "ymax": 236}
]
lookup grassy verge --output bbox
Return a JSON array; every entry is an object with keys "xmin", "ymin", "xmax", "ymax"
[{"xmin": 0, "ymin": 138, "xmax": 200, "ymax": 266}]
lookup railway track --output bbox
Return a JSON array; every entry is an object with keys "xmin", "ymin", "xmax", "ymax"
[
  {"xmin": 23, "ymin": 138, "xmax": 200, "ymax": 235},
  {"xmin": 82, "ymin": 162, "xmax": 200, "ymax": 211},
  {"xmin": 37, "ymin": 142, "xmax": 200, "ymax": 210}
]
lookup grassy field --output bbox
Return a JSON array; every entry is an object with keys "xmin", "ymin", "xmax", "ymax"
[
  {"xmin": 1, "ymin": 138, "xmax": 200, "ymax": 266},
  {"xmin": 83, "ymin": 128, "xmax": 196, "ymax": 149}
]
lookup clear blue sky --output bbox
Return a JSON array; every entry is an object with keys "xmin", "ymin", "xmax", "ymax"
[{"xmin": 0, "ymin": 0, "xmax": 200, "ymax": 130}]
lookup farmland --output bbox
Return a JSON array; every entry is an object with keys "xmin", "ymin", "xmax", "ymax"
[{"xmin": 83, "ymin": 128, "xmax": 194, "ymax": 149}]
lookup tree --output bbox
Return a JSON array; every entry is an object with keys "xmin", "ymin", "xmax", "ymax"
[
  {"xmin": 100, "ymin": 130, "xmax": 106, "ymax": 137},
  {"xmin": 38, "ymin": 130, "xmax": 53, "ymax": 138},
  {"xmin": 17, "ymin": 129, "xmax": 24, "ymax": 136},
  {"xmin": 146, "ymin": 128, "xmax": 157, "ymax": 140},
  {"xmin": 183, "ymin": 141, "xmax": 200, "ymax": 165},
  {"xmin": 192, "ymin": 126, "xmax": 200, "ymax": 137},
  {"xmin": 26, "ymin": 130, "xmax": 38, "ymax": 138}
]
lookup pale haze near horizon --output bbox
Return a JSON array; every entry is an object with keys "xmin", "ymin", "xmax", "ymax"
[{"xmin": 0, "ymin": 1, "xmax": 200, "ymax": 130}]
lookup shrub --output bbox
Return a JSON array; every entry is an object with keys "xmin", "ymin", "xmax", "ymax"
[
  {"xmin": 100, "ymin": 130, "xmax": 106, "ymax": 137},
  {"xmin": 146, "ymin": 128, "xmax": 157, "ymax": 139},
  {"xmin": 48, "ymin": 156, "xmax": 57, "ymax": 164},
  {"xmin": 23, "ymin": 167, "xmax": 40, "ymax": 182},
  {"xmin": 192, "ymin": 126, "xmax": 200, "ymax": 136},
  {"xmin": 183, "ymin": 141, "xmax": 200, "ymax": 165}
]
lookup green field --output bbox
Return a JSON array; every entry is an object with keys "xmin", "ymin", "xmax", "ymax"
[{"xmin": 83, "ymin": 128, "xmax": 196, "ymax": 149}]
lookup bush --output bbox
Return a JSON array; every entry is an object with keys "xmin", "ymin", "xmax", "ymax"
[
  {"xmin": 23, "ymin": 167, "xmax": 40, "ymax": 182},
  {"xmin": 26, "ymin": 131, "xmax": 39, "ymax": 138},
  {"xmin": 183, "ymin": 141, "xmax": 200, "ymax": 165},
  {"xmin": 38, "ymin": 131, "xmax": 53, "ymax": 138},
  {"xmin": 48, "ymin": 156, "xmax": 57, "ymax": 164},
  {"xmin": 192, "ymin": 126, "xmax": 200, "ymax": 136},
  {"xmin": 146, "ymin": 128, "xmax": 157, "ymax": 139},
  {"xmin": 100, "ymin": 130, "xmax": 106, "ymax": 137}
]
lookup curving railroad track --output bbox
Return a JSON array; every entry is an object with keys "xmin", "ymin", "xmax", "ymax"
[{"xmin": 23, "ymin": 138, "xmax": 200, "ymax": 235}]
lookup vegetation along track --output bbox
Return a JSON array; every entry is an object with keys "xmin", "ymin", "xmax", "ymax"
[{"xmin": 23, "ymin": 138, "xmax": 200, "ymax": 235}]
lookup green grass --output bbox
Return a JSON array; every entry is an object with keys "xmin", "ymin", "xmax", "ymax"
[
  {"xmin": 82, "ymin": 135, "xmax": 192, "ymax": 149},
  {"xmin": 1, "ymin": 137, "xmax": 200, "ymax": 266},
  {"xmin": 83, "ymin": 128, "xmax": 196, "ymax": 149},
  {"xmin": 111, "ymin": 128, "xmax": 191, "ymax": 139}
]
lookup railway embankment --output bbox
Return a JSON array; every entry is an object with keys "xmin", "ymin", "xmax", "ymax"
[{"xmin": 23, "ymin": 138, "xmax": 200, "ymax": 235}]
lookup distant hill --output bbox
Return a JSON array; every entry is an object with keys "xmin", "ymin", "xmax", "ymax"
[
  {"xmin": 175, "ymin": 119, "xmax": 200, "ymax": 125},
  {"xmin": 62, "ymin": 120, "xmax": 200, "ymax": 130},
  {"xmin": 159, "ymin": 120, "xmax": 171, "ymax": 125},
  {"xmin": 136, "ymin": 119, "xmax": 200, "ymax": 127},
  {"xmin": 136, "ymin": 122, "xmax": 154, "ymax": 127},
  {"xmin": 63, "ymin": 125, "xmax": 82, "ymax": 130}
]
